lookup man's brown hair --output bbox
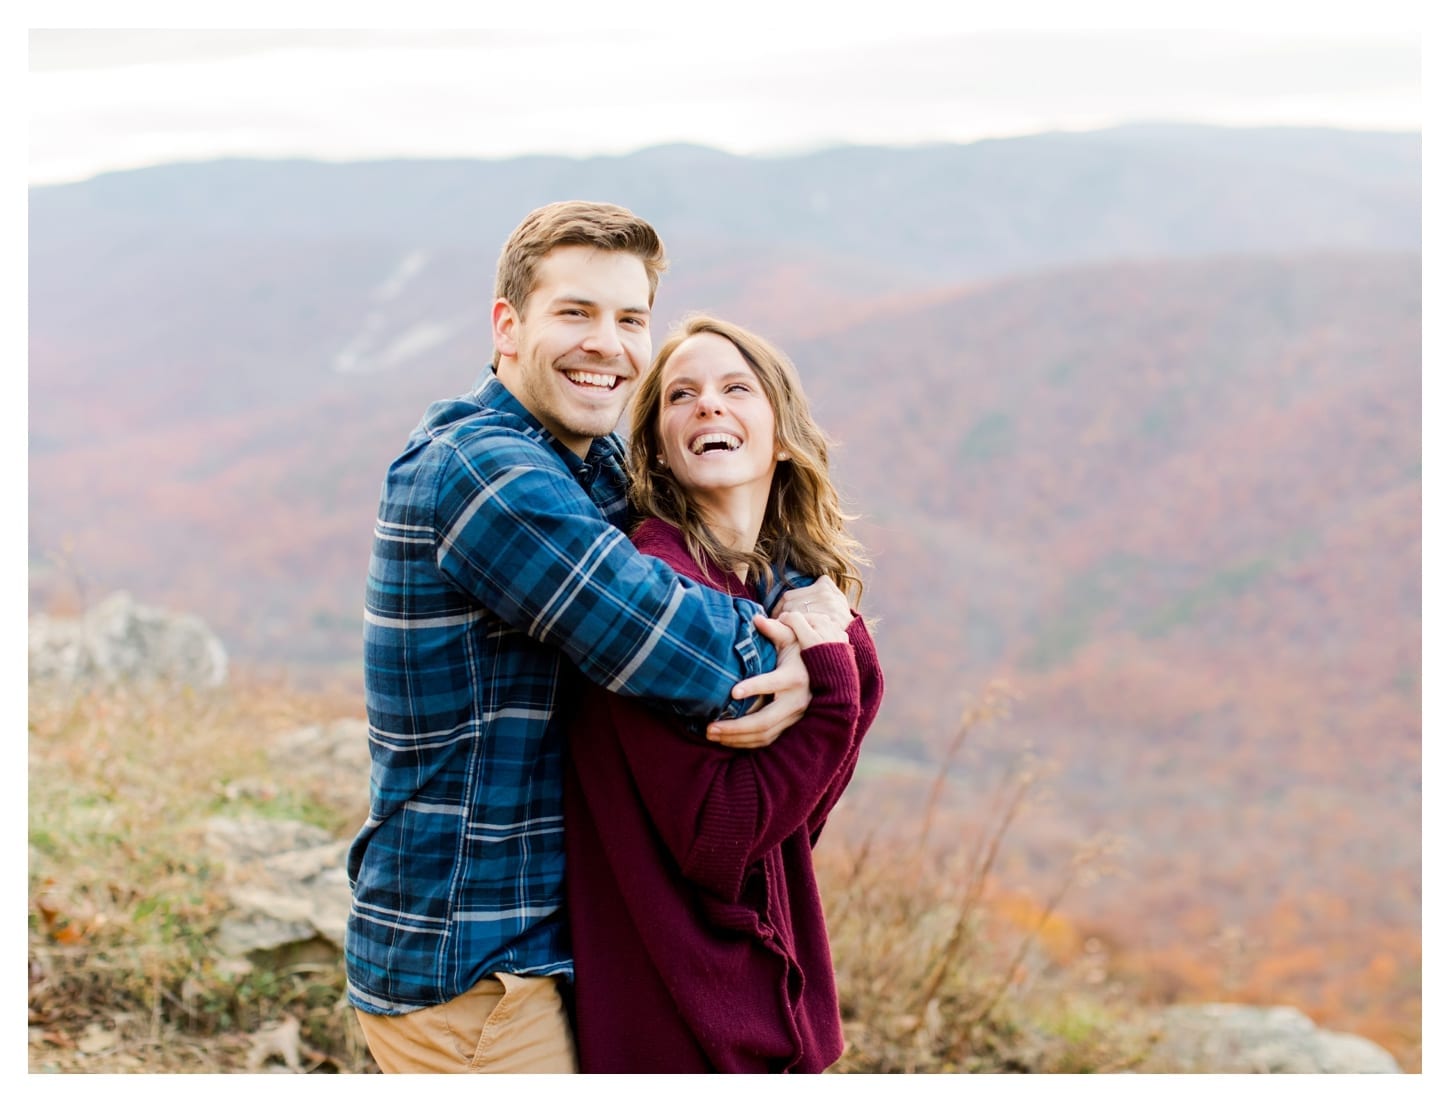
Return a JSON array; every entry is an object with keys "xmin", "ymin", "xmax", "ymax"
[{"xmin": 493, "ymin": 201, "xmax": 667, "ymax": 367}]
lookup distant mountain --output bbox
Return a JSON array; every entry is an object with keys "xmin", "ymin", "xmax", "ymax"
[
  {"xmin": 30, "ymin": 124, "xmax": 1418, "ymax": 270},
  {"xmin": 28, "ymin": 125, "xmax": 1421, "ymax": 1054}
]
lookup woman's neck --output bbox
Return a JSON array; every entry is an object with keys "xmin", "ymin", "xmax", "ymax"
[{"xmin": 694, "ymin": 487, "xmax": 768, "ymax": 583}]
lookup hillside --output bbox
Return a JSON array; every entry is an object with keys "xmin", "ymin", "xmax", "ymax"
[{"xmin": 27, "ymin": 126, "xmax": 1422, "ymax": 1058}]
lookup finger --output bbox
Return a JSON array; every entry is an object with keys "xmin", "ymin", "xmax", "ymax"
[
  {"xmin": 777, "ymin": 609, "xmax": 823, "ymax": 648},
  {"xmin": 752, "ymin": 613, "xmax": 799, "ymax": 647},
  {"xmin": 777, "ymin": 586, "xmax": 850, "ymax": 627},
  {"xmin": 731, "ymin": 667, "xmax": 800, "ymax": 699},
  {"xmin": 708, "ymin": 709, "xmax": 771, "ymax": 743},
  {"xmin": 771, "ymin": 583, "xmax": 822, "ymax": 616},
  {"xmin": 711, "ymin": 729, "xmax": 774, "ymax": 749},
  {"xmin": 772, "ymin": 592, "xmax": 811, "ymax": 615},
  {"xmin": 710, "ymin": 696, "xmax": 796, "ymax": 745}
]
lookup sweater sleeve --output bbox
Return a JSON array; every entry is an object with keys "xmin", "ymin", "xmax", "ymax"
[
  {"xmin": 805, "ymin": 612, "xmax": 885, "ymax": 843},
  {"xmin": 606, "ymin": 641, "xmax": 862, "ymax": 901}
]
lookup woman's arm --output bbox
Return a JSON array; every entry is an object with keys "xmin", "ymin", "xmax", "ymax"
[
  {"xmin": 606, "ymin": 628, "xmax": 862, "ymax": 901},
  {"xmin": 805, "ymin": 612, "xmax": 884, "ymax": 843}
]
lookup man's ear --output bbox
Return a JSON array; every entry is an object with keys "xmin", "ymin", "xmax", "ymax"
[{"xmin": 492, "ymin": 298, "xmax": 520, "ymax": 360}]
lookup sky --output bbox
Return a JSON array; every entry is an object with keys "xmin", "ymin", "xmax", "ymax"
[{"xmin": 25, "ymin": 16, "xmax": 1424, "ymax": 187}]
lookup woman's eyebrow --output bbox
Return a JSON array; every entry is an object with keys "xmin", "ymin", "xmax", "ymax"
[{"xmin": 666, "ymin": 370, "xmax": 755, "ymax": 388}]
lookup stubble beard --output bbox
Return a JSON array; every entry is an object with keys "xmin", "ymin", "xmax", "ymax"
[{"xmin": 531, "ymin": 352, "xmax": 632, "ymax": 446}]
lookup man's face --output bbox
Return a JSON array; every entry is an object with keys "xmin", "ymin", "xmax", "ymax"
[{"xmin": 493, "ymin": 245, "xmax": 652, "ymax": 458}]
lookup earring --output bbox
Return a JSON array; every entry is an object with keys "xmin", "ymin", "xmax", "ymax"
[{"xmin": 776, "ymin": 451, "xmax": 790, "ymax": 461}]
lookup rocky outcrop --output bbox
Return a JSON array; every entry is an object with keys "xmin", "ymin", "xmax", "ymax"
[
  {"xmin": 267, "ymin": 719, "xmax": 372, "ymax": 828},
  {"xmin": 1139, "ymin": 1003, "xmax": 1401, "ymax": 1073},
  {"xmin": 203, "ymin": 816, "xmax": 350, "ymax": 966},
  {"xmin": 29, "ymin": 591, "xmax": 228, "ymax": 688},
  {"xmin": 201, "ymin": 719, "xmax": 371, "ymax": 967}
]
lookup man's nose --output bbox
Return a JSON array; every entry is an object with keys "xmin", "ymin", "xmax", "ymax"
[{"xmin": 580, "ymin": 318, "xmax": 623, "ymax": 357}]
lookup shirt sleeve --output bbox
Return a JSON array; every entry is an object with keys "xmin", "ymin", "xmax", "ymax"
[
  {"xmin": 605, "ymin": 641, "xmax": 863, "ymax": 901},
  {"xmin": 431, "ymin": 430, "xmax": 773, "ymax": 719}
]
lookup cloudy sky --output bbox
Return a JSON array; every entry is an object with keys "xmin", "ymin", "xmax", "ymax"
[{"xmin": 26, "ymin": 13, "xmax": 1424, "ymax": 186}]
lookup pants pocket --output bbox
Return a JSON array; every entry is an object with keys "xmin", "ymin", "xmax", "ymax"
[{"xmin": 466, "ymin": 972, "xmax": 525, "ymax": 1070}]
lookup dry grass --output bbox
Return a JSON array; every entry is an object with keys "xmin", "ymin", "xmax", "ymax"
[
  {"xmin": 28, "ymin": 671, "xmax": 373, "ymax": 1073},
  {"xmin": 821, "ymin": 683, "xmax": 1153, "ymax": 1073},
  {"xmin": 28, "ymin": 672, "xmax": 1148, "ymax": 1073}
]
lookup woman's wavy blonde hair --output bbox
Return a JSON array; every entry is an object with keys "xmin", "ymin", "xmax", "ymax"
[{"xmin": 627, "ymin": 314, "xmax": 869, "ymax": 605}]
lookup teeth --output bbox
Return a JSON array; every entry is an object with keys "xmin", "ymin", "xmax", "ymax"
[
  {"xmin": 690, "ymin": 433, "xmax": 743, "ymax": 455},
  {"xmin": 565, "ymin": 371, "xmax": 617, "ymax": 389}
]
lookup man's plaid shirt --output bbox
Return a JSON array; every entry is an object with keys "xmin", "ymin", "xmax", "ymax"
[{"xmin": 345, "ymin": 375, "xmax": 777, "ymax": 1015}]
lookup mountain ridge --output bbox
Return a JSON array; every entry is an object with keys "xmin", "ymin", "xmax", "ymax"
[{"xmin": 27, "ymin": 126, "xmax": 1422, "ymax": 1058}]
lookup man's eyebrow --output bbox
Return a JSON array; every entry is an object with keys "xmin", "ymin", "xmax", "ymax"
[{"xmin": 554, "ymin": 294, "xmax": 650, "ymax": 315}]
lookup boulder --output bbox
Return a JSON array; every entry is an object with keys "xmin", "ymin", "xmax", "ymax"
[
  {"xmin": 1139, "ymin": 1003, "xmax": 1401, "ymax": 1073},
  {"xmin": 204, "ymin": 817, "xmax": 350, "ymax": 963},
  {"xmin": 29, "ymin": 591, "xmax": 228, "ymax": 688},
  {"xmin": 268, "ymin": 719, "xmax": 372, "ymax": 825}
]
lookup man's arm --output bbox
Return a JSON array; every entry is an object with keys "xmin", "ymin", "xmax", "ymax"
[{"xmin": 432, "ymin": 432, "xmax": 776, "ymax": 724}]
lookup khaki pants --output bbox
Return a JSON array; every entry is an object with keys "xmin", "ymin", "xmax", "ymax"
[{"xmin": 356, "ymin": 973, "xmax": 578, "ymax": 1073}]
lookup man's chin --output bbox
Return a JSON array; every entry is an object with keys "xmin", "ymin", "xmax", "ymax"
[{"xmin": 562, "ymin": 410, "xmax": 626, "ymax": 443}]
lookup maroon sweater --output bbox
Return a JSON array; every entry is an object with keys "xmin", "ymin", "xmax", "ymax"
[{"xmin": 563, "ymin": 519, "xmax": 884, "ymax": 1073}]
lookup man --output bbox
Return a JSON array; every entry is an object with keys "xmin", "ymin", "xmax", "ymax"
[{"xmin": 346, "ymin": 201, "xmax": 843, "ymax": 1073}]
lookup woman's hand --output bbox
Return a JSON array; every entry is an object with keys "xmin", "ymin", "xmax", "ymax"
[
  {"xmin": 777, "ymin": 608, "xmax": 847, "ymax": 649},
  {"xmin": 772, "ymin": 576, "xmax": 853, "ymax": 634},
  {"xmin": 709, "ymin": 614, "xmax": 810, "ymax": 748}
]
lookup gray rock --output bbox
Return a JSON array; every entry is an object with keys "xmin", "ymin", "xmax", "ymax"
[
  {"xmin": 1140, "ymin": 1003, "xmax": 1401, "ymax": 1073},
  {"xmin": 204, "ymin": 817, "xmax": 334, "ymax": 864},
  {"xmin": 29, "ymin": 591, "xmax": 228, "ymax": 688},
  {"xmin": 204, "ymin": 816, "xmax": 351, "ymax": 960},
  {"xmin": 267, "ymin": 719, "xmax": 372, "ymax": 824}
]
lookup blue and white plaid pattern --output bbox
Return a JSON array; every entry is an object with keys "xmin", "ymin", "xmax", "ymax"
[{"xmin": 345, "ymin": 374, "xmax": 776, "ymax": 1014}]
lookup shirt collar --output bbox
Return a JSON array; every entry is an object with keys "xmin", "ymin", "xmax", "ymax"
[{"xmin": 474, "ymin": 370, "xmax": 622, "ymax": 473}]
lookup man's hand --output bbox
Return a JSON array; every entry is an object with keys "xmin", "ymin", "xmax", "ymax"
[
  {"xmin": 772, "ymin": 576, "xmax": 852, "ymax": 634},
  {"xmin": 707, "ymin": 614, "xmax": 811, "ymax": 749}
]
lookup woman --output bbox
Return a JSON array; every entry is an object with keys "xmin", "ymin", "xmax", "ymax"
[{"xmin": 563, "ymin": 315, "xmax": 884, "ymax": 1073}]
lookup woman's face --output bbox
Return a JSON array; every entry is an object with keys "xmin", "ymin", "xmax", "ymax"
[{"xmin": 656, "ymin": 332, "xmax": 779, "ymax": 510}]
